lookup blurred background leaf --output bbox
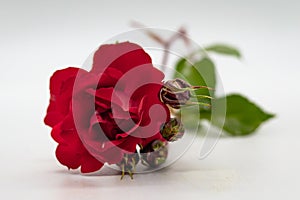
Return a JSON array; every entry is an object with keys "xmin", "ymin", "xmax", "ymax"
[
  {"xmin": 172, "ymin": 44, "xmax": 274, "ymax": 136},
  {"xmin": 204, "ymin": 44, "xmax": 241, "ymax": 58}
]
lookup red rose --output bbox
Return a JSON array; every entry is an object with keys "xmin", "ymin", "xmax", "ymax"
[{"xmin": 44, "ymin": 42, "xmax": 170, "ymax": 173}]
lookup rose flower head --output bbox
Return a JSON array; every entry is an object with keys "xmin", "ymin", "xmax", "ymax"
[{"xmin": 44, "ymin": 42, "xmax": 170, "ymax": 174}]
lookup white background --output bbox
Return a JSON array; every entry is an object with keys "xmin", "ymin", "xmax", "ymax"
[{"xmin": 0, "ymin": 0, "xmax": 299, "ymax": 199}]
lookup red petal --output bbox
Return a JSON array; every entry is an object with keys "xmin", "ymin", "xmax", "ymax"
[
  {"xmin": 98, "ymin": 67, "xmax": 123, "ymax": 87},
  {"xmin": 140, "ymin": 132, "xmax": 166, "ymax": 148},
  {"xmin": 50, "ymin": 122, "xmax": 64, "ymax": 143},
  {"xmin": 117, "ymin": 136, "xmax": 141, "ymax": 153},
  {"xmin": 121, "ymin": 65, "xmax": 165, "ymax": 96},
  {"xmin": 72, "ymin": 92, "xmax": 94, "ymax": 130},
  {"xmin": 100, "ymin": 147, "xmax": 123, "ymax": 164},
  {"xmin": 44, "ymin": 110, "xmax": 65, "ymax": 127},
  {"xmin": 80, "ymin": 153, "xmax": 104, "ymax": 173},
  {"xmin": 91, "ymin": 42, "xmax": 152, "ymax": 75},
  {"xmin": 50, "ymin": 67, "xmax": 80, "ymax": 95},
  {"xmin": 45, "ymin": 67, "xmax": 81, "ymax": 127},
  {"xmin": 55, "ymin": 144, "xmax": 82, "ymax": 170}
]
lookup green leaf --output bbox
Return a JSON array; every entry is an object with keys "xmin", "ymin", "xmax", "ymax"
[
  {"xmin": 208, "ymin": 94, "xmax": 275, "ymax": 136},
  {"xmin": 174, "ymin": 57, "xmax": 216, "ymax": 96},
  {"xmin": 204, "ymin": 44, "xmax": 241, "ymax": 58},
  {"xmin": 194, "ymin": 58, "xmax": 216, "ymax": 92},
  {"xmin": 174, "ymin": 57, "xmax": 216, "ymax": 109}
]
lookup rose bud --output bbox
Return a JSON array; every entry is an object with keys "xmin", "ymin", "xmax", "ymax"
[
  {"xmin": 117, "ymin": 153, "xmax": 140, "ymax": 179},
  {"xmin": 160, "ymin": 118, "xmax": 184, "ymax": 142},
  {"xmin": 140, "ymin": 140, "xmax": 168, "ymax": 168},
  {"xmin": 160, "ymin": 78, "xmax": 192, "ymax": 109}
]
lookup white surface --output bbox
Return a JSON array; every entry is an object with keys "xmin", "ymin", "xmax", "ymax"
[{"xmin": 1, "ymin": 0, "xmax": 300, "ymax": 199}]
